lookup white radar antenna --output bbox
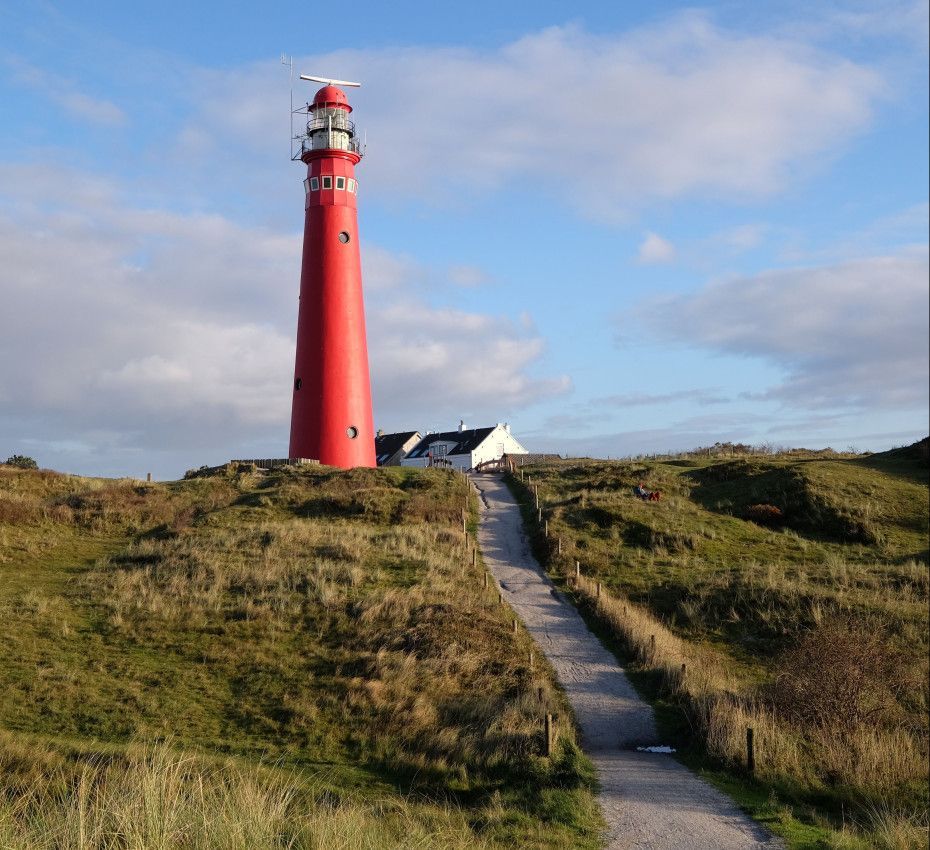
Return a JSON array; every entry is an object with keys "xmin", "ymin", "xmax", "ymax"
[{"xmin": 299, "ymin": 74, "xmax": 361, "ymax": 87}]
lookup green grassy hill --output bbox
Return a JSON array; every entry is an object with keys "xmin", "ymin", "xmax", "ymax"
[
  {"xmin": 0, "ymin": 463, "xmax": 600, "ymax": 848},
  {"xmin": 509, "ymin": 440, "xmax": 929, "ymax": 850}
]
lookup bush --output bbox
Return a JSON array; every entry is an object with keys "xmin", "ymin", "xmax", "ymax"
[
  {"xmin": 4, "ymin": 455, "xmax": 37, "ymax": 469},
  {"xmin": 768, "ymin": 619, "xmax": 915, "ymax": 732},
  {"xmin": 745, "ymin": 503, "xmax": 784, "ymax": 526}
]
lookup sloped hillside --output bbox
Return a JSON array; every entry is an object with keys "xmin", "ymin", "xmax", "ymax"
[
  {"xmin": 510, "ymin": 442, "xmax": 929, "ymax": 850},
  {"xmin": 0, "ymin": 463, "xmax": 599, "ymax": 849}
]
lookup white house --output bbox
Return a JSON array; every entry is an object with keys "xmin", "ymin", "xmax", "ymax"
[{"xmin": 401, "ymin": 422, "xmax": 528, "ymax": 471}]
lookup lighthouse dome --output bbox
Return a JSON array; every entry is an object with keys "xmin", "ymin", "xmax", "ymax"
[{"xmin": 312, "ymin": 85, "xmax": 352, "ymax": 112}]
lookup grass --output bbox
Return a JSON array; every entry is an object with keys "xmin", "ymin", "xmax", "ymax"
[
  {"xmin": 506, "ymin": 439, "xmax": 929, "ymax": 850},
  {"xmin": 0, "ymin": 462, "xmax": 601, "ymax": 848}
]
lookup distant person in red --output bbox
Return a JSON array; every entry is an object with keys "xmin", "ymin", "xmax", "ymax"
[{"xmin": 634, "ymin": 481, "xmax": 661, "ymax": 501}]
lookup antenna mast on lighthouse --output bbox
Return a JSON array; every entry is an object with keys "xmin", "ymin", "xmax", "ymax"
[{"xmin": 286, "ymin": 71, "xmax": 376, "ymax": 468}]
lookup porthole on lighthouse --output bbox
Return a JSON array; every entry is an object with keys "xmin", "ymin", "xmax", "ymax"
[{"xmin": 288, "ymin": 78, "xmax": 376, "ymax": 468}]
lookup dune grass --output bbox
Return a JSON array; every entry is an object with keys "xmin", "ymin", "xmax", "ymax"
[
  {"xmin": 0, "ymin": 739, "xmax": 491, "ymax": 849},
  {"xmin": 507, "ymin": 441, "xmax": 929, "ymax": 850},
  {"xmin": 0, "ymin": 462, "xmax": 601, "ymax": 849}
]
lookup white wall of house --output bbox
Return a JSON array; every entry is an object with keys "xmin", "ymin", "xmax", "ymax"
[{"xmin": 469, "ymin": 425, "xmax": 528, "ymax": 467}]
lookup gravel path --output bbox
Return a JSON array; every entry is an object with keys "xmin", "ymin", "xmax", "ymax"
[{"xmin": 473, "ymin": 474, "xmax": 783, "ymax": 850}]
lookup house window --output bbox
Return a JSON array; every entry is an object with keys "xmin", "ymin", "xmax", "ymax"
[
  {"xmin": 433, "ymin": 443, "xmax": 447, "ymax": 456},
  {"xmin": 347, "ymin": 178, "xmax": 356, "ymax": 193},
  {"xmin": 309, "ymin": 176, "xmax": 319, "ymax": 191},
  {"xmin": 322, "ymin": 176, "xmax": 332, "ymax": 189},
  {"xmin": 335, "ymin": 176, "xmax": 345, "ymax": 190}
]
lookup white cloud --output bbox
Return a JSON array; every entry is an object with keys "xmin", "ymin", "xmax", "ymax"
[
  {"xmin": 446, "ymin": 265, "xmax": 490, "ymax": 287},
  {"xmin": 637, "ymin": 232, "xmax": 676, "ymax": 264},
  {"xmin": 180, "ymin": 16, "xmax": 882, "ymax": 213},
  {"xmin": 592, "ymin": 389, "xmax": 729, "ymax": 408},
  {"xmin": 6, "ymin": 57, "xmax": 126, "ymax": 126},
  {"xmin": 0, "ymin": 165, "xmax": 565, "ymax": 474},
  {"xmin": 631, "ymin": 251, "xmax": 930, "ymax": 410},
  {"xmin": 369, "ymin": 303, "xmax": 570, "ymax": 426}
]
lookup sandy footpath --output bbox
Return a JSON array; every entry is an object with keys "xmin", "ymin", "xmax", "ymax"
[{"xmin": 473, "ymin": 474, "xmax": 783, "ymax": 850}]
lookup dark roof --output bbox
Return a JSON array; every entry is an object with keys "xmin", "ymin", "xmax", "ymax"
[
  {"xmin": 374, "ymin": 431, "xmax": 420, "ymax": 464},
  {"xmin": 406, "ymin": 427, "xmax": 497, "ymax": 459}
]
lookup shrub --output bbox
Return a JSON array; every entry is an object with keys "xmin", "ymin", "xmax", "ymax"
[
  {"xmin": 768, "ymin": 619, "xmax": 916, "ymax": 732},
  {"xmin": 4, "ymin": 455, "xmax": 37, "ymax": 469},
  {"xmin": 745, "ymin": 503, "xmax": 784, "ymax": 526}
]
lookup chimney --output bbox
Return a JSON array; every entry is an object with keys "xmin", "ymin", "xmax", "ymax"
[
  {"xmin": 376, "ymin": 428, "xmax": 384, "ymax": 438},
  {"xmin": 503, "ymin": 422, "xmax": 510, "ymax": 434},
  {"xmin": 458, "ymin": 419, "xmax": 466, "ymax": 432}
]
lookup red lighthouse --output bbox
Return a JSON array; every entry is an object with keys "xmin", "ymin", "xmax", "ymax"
[{"xmin": 288, "ymin": 77, "xmax": 376, "ymax": 468}]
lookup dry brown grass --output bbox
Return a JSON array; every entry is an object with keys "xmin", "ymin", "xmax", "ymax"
[
  {"xmin": 90, "ymin": 512, "xmax": 569, "ymax": 777},
  {"xmin": 567, "ymin": 570, "xmax": 928, "ymax": 845},
  {"xmin": 0, "ymin": 464, "xmax": 601, "ymax": 849},
  {"xmin": 0, "ymin": 740, "xmax": 488, "ymax": 849}
]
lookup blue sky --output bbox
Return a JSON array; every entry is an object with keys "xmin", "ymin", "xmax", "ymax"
[{"xmin": 1, "ymin": 1, "xmax": 927, "ymax": 478}]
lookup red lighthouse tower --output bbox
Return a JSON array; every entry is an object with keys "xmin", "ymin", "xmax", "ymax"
[{"xmin": 288, "ymin": 77, "xmax": 375, "ymax": 468}]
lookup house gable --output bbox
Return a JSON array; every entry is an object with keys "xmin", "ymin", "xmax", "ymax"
[{"xmin": 374, "ymin": 430, "xmax": 421, "ymax": 466}]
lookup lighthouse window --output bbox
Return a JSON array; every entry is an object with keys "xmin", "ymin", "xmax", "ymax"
[
  {"xmin": 322, "ymin": 176, "xmax": 332, "ymax": 189},
  {"xmin": 347, "ymin": 178, "xmax": 356, "ymax": 193},
  {"xmin": 338, "ymin": 231, "xmax": 350, "ymax": 243},
  {"xmin": 303, "ymin": 177, "xmax": 311, "ymax": 193},
  {"xmin": 309, "ymin": 176, "xmax": 319, "ymax": 191},
  {"xmin": 335, "ymin": 176, "xmax": 345, "ymax": 190},
  {"xmin": 346, "ymin": 426, "xmax": 359, "ymax": 439}
]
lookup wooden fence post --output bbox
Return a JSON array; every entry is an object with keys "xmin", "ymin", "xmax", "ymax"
[
  {"xmin": 146, "ymin": 472, "xmax": 152, "ymax": 482},
  {"xmin": 575, "ymin": 560, "xmax": 580, "ymax": 580},
  {"xmin": 544, "ymin": 713, "xmax": 554, "ymax": 757},
  {"xmin": 557, "ymin": 537, "xmax": 562, "ymax": 554},
  {"xmin": 544, "ymin": 519, "xmax": 549, "ymax": 537},
  {"xmin": 472, "ymin": 548, "xmax": 477, "ymax": 567},
  {"xmin": 746, "ymin": 727, "xmax": 755, "ymax": 773},
  {"xmin": 649, "ymin": 634, "xmax": 656, "ymax": 660},
  {"xmin": 512, "ymin": 618, "xmax": 518, "ymax": 634},
  {"xmin": 483, "ymin": 572, "xmax": 488, "ymax": 590},
  {"xmin": 537, "ymin": 686, "xmax": 544, "ymax": 703},
  {"xmin": 529, "ymin": 650, "xmax": 535, "ymax": 671},
  {"xmin": 596, "ymin": 582, "xmax": 601, "ymax": 599}
]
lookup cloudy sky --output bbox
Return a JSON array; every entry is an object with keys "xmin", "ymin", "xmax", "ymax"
[{"xmin": 1, "ymin": 1, "xmax": 927, "ymax": 478}]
